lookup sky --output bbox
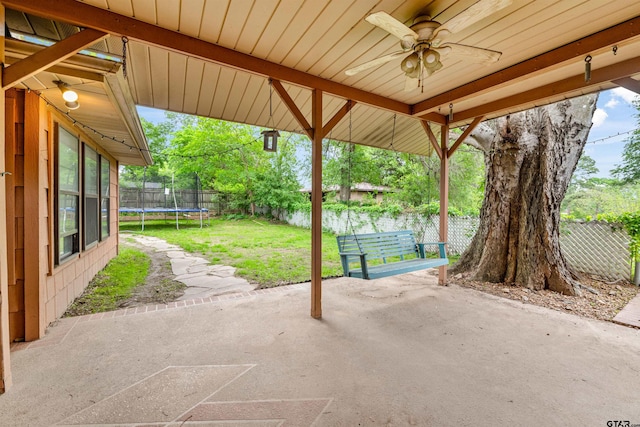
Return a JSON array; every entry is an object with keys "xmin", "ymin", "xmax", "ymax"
[
  {"xmin": 586, "ymin": 87, "xmax": 638, "ymax": 177},
  {"xmin": 137, "ymin": 88, "xmax": 639, "ymax": 179}
]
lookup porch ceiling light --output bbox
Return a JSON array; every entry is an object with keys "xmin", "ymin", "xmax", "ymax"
[{"xmin": 54, "ymin": 80, "xmax": 80, "ymax": 109}]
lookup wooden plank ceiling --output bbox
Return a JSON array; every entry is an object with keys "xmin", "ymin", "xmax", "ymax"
[{"xmin": 4, "ymin": 0, "xmax": 640, "ymax": 156}]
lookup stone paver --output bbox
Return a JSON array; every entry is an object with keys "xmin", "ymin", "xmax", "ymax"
[{"xmin": 128, "ymin": 234, "xmax": 254, "ymax": 300}]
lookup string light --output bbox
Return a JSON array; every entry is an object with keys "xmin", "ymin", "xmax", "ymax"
[{"xmin": 25, "ymin": 85, "xmax": 299, "ymax": 160}]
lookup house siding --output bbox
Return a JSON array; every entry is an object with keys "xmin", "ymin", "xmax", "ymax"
[{"xmin": 5, "ymin": 89, "xmax": 120, "ymax": 342}]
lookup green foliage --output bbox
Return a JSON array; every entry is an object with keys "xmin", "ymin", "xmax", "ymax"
[
  {"xmin": 253, "ymin": 135, "xmax": 305, "ymax": 216},
  {"xmin": 611, "ymin": 99, "xmax": 640, "ymax": 183},
  {"xmin": 601, "ymin": 212, "xmax": 640, "ymax": 262},
  {"xmin": 563, "ymin": 176, "xmax": 639, "ymax": 219}
]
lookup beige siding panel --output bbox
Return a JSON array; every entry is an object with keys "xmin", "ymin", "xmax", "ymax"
[
  {"xmin": 129, "ymin": 42, "xmax": 153, "ymax": 106},
  {"xmin": 266, "ymin": 1, "xmax": 329, "ymax": 65},
  {"xmin": 178, "ymin": 0, "xmax": 206, "ymax": 37},
  {"xmin": 199, "ymin": 0, "xmax": 230, "ymax": 43},
  {"xmin": 283, "ymin": 1, "xmax": 353, "ymax": 68},
  {"xmin": 130, "ymin": 0, "xmax": 156, "ymax": 23},
  {"xmin": 223, "ymin": 72, "xmax": 251, "ymax": 121},
  {"xmin": 209, "ymin": 67, "xmax": 236, "ymax": 119},
  {"xmin": 217, "ymin": 0, "xmax": 253, "ymax": 48},
  {"xmin": 250, "ymin": 2, "xmax": 299, "ymax": 59},
  {"xmin": 182, "ymin": 58, "xmax": 206, "ymax": 115},
  {"xmin": 156, "ymin": 0, "xmax": 180, "ymax": 31},
  {"xmin": 235, "ymin": 76, "xmax": 268, "ymax": 124},
  {"xmin": 105, "ymin": 0, "xmax": 134, "ymax": 16},
  {"xmin": 149, "ymin": 46, "xmax": 170, "ymax": 110},
  {"xmin": 234, "ymin": 0, "xmax": 280, "ymax": 54},
  {"xmin": 168, "ymin": 52, "xmax": 188, "ymax": 112},
  {"xmin": 196, "ymin": 63, "xmax": 221, "ymax": 118}
]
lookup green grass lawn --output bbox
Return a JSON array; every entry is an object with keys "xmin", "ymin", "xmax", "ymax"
[
  {"xmin": 64, "ymin": 248, "xmax": 150, "ymax": 315},
  {"xmin": 120, "ymin": 217, "xmax": 457, "ymax": 288},
  {"xmin": 120, "ymin": 218, "xmax": 344, "ymax": 287}
]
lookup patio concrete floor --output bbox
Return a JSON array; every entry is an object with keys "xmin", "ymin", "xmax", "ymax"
[{"xmin": 2, "ymin": 272, "xmax": 640, "ymax": 426}]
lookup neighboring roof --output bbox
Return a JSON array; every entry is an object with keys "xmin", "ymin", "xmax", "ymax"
[
  {"xmin": 301, "ymin": 183, "xmax": 393, "ymax": 193},
  {"xmin": 5, "ymin": 1, "xmax": 640, "ymax": 158}
]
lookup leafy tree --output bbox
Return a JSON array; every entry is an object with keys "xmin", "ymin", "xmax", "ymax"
[
  {"xmin": 169, "ymin": 117, "xmax": 268, "ymax": 214},
  {"xmin": 612, "ymin": 98, "xmax": 640, "ymax": 183},
  {"xmin": 119, "ymin": 116, "xmax": 180, "ymax": 187},
  {"xmin": 253, "ymin": 133, "xmax": 305, "ymax": 217}
]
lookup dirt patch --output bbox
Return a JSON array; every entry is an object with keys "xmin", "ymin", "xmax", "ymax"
[
  {"xmin": 64, "ymin": 239, "xmax": 185, "ymax": 317},
  {"xmin": 450, "ymin": 273, "xmax": 638, "ymax": 322},
  {"xmin": 119, "ymin": 238, "xmax": 186, "ymax": 307}
]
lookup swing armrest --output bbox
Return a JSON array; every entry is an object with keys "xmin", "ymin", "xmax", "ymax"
[
  {"xmin": 338, "ymin": 252, "xmax": 369, "ymax": 277},
  {"xmin": 417, "ymin": 242, "xmax": 447, "ymax": 259},
  {"xmin": 339, "ymin": 251, "xmax": 367, "ymax": 257}
]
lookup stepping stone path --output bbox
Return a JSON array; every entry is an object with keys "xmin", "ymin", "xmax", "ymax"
[{"xmin": 128, "ymin": 235, "xmax": 254, "ymax": 300}]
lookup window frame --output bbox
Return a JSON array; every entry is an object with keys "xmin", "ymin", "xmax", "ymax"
[
  {"xmin": 100, "ymin": 156, "xmax": 110, "ymax": 241},
  {"xmin": 83, "ymin": 144, "xmax": 100, "ymax": 249},
  {"xmin": 54, "ymin": 124, "xmax": 80, "ymax": 264}
]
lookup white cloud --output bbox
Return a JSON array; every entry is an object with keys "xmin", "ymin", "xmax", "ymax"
[
  {"xmin": 591, "ymin": 108, "xmax": 608, "ymax": 128},
  {"xmin": 610, "ymin": 87, "xmax": 638, "ymax": 105},
  {"xmin": 605, "ymin": 98, "xmax": 619, "ymax": 109}
]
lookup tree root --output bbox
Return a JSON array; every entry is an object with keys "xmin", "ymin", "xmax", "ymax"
[{"xmin": 576, "ymin": 282, "xmax": 600, "ymax": 295}]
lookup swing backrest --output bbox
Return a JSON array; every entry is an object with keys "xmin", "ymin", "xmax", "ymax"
[{"xmin": 336, "ymin": 230, "xmax": 419, "ymax": 264}]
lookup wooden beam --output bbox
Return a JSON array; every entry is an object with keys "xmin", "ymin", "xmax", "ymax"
[
  {"xmin": 4, "ymin": 56, "xmax": 107, "ymax": 82},
  {"xmin": 4, "ymin": 0, "xmax": 411, "ymax": 117},
  {"xmin": 270, "ymin": 79, "xmax": 312, "ymax": 139},
  {"xmin": 310, "ymin": 89, "xmax": 323, "ymax": 319},
  {"xmin": 2, "ymin": 28, "xmax": 107, "ymax": 89},
  {"xmin": 452, "ymin": 56, "xmax": 640, "ymax": 123},
  {"xmin": 0, "ymin": 3, "xmax": 13, "ymax": 393},
  {"xmin": 613, "ymin": 77, "xmax": 640, "ymax": 94},
  {"xmin": 438, "ymin": 123, "xmax": 449, "ymax": 286},
  {"xmin": 420, "ymin": 120, "xmax": 442, "ymax": 159},
  {"xmin": 411, "ymin": 15, "xmax": 640, "ymax": 117},
  {"xmin": 322, "ymin": 100, "xmax": 355, "ymax": 138},
  {"xmin": 448, "ymin": 116, "xmax": 484, "ymax": 157}
]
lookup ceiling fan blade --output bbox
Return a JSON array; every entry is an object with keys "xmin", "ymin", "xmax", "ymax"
[
  {"xmin": 432, "ymin": 0, "xmax": 513, "ymax": 42},
  {"xmin": 439, "ymin": 43, "xmax": 502, "ymax": 63},
  {"xmin": 345, "ymin": 51, "xmax": 406, "ymax": 76},
  {"xmin": 365, "ymin": 12, "xmax": 418, "ymax": 43}
]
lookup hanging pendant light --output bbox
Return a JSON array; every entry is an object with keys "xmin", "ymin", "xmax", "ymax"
[
  {"xmin": 262, "ymin": 129, "xmax": 280, "ymax": 152},
  {"xmin": 263, "ymin": 79, "xmax": 279, "ymax": 152}
]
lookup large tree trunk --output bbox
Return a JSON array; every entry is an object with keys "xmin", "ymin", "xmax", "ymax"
[{"xmin": 452, "ymin": 95, "xmax": 597, "ymax": 295}]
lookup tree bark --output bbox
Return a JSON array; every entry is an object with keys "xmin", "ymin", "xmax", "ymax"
[{"xmin": 452, "ymin": 94, "xmax": 598, "ymax": 295}]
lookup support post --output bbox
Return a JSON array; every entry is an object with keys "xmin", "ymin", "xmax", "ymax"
[
  {"xmin": 439, "ymin": 123, "xmax": 450, "ymax": 285},
  {"xmin": 24, "ymin": 90, "xmax": 41, "ymax": 340},
  {"xmin": 311, "ymin": 89, "xmax": 323, "ymax": 318},
  {"xmin": 0, "ymin": 4, "xmax": 13, "ymax": 393}
]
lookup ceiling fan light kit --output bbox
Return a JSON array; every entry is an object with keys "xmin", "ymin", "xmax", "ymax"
[{"xmin": 345, "ymin": 0, "xmax": 513, "ymax": 89}]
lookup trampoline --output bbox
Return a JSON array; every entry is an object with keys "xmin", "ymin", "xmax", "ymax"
[
  {"xmin": 119, "ymin": 172, "xmax": 209, "ymax": 230},
  {"xmin": 119, "ymin": 207, "xmax": 209, "ymax": 230}
]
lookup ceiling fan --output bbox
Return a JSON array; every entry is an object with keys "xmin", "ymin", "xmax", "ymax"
[{"xmin": 345, "ymin": 0, "xmax": 512, "ymax": 89}]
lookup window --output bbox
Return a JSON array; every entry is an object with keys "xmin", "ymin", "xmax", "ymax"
[
  {"xmin": 84, "ymin": 145, "xmax": 99, "ymax": 248},
  {"xmin": 55, "ymin": 126, "xmax": 80, "ymax": 263},
  {"xmin": 100, "ymin": 157, "xmax": 110, "ymax": 240},
  {"xmin": 55, "ymin": 124, "xmax": 112, "ymax": 265}
]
